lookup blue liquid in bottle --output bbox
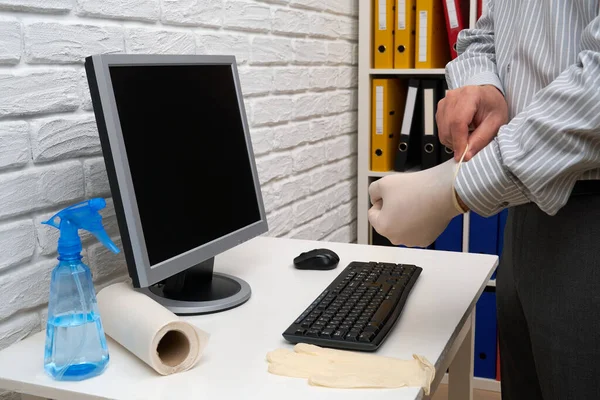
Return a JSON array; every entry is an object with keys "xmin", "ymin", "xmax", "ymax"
[{"xmin": 43, "ymin": 259, "xmax": 110, "ymax": 381}]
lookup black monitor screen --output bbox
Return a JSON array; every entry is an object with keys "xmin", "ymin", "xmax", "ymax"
[{"xmin": 108, "ymin": 64, "xmax": 261, "ymax": 266}]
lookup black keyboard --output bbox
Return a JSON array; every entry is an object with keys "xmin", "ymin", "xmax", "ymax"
[{"xmin": 283, "ymin": 261, "xmax": 422, "ymax": 351}]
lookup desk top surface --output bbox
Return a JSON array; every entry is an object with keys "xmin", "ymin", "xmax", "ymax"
[{"xmin": 0, "ymin": 236, "xmax": 497, "ymax": 400}]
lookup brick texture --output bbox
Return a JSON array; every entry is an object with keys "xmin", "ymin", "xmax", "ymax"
[
  {"xmin": 161, "ymin": 0, "xmax": 223, "ymax": 27},
  {"xmin": 30, "ymin": 115, "xmax": 101, "ymax": 162},
  {"xmin": 24, "ymin": 22, "xmax": 124, "ymax": 64},
  {"xmin": 0, "ymin": 0, "xmax": 71, "ymax": 13},
  {"xmin": 0, "ymin": 122, "xmax": 30, "ymax": 170},
  {"xmin": 76, "ymin": 0, "xmax": 159, "ymax": 22},
  {"xmin": 0, "ymin": 2, "xmax": 358, "ymax": 395},
  {"xmin": 0, "ymin": 70, "xmax": 79, "ymax": 118},
  {"xmin": 126, "ymin": 28, "xmax": 196, "ymax": 54},
  {"xmin": 0, "ymin": 18, "xmax": 21, "ymax": 65}
]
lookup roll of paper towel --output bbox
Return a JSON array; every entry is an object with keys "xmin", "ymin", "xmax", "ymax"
[{"xmin": 96, "ymin": 282, "xmax": 210, "ymax": 375}]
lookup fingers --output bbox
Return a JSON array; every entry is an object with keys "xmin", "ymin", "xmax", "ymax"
[
  {"xmin": 368, "ymin": 180, "xmax": 382, "ymax": 204},
  {"xmin": 436, "ymin": 87, "xmax": 479, "ymax": 162},
  {"xmin": 367, "ymin": 199, "xmax": 382, "ymax": 231},
  {"xmin": 436, "ymin": 96, "xmax": 452, "ymax": 150},
  {"xmin": 449, "ymin": 102, "xmax": 476, "ymax": 161},
  {"xmin": 465, "ymin": 117, "xmax": 502, "ymax": 161}
]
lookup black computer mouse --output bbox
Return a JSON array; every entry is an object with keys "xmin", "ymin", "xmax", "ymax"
[{"xmin": 293, "ymin": 248, "xmax": 340, "ymax": 270}]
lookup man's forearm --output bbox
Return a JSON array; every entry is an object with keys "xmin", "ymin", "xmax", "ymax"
[{"xmin": 454, "ymin": 16, "xmax": 600, "ymax": 217}]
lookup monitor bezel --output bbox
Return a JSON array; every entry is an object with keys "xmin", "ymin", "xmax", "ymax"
[{"xmin": 85, "ymin": 54, "xmax": 268, "ymax": 288}]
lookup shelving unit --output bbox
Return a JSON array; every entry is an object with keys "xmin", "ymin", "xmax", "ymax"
[
  {"xmin": 357, "ymin": 0, "xmax": 479, "ymax": 248},
  {"xmin": 369, "ymin": 68, "xmax": 446, "ymax": 75},
  {"xmin": 356, "ymin": 0, "xmax": 501, "ymax": 393}
]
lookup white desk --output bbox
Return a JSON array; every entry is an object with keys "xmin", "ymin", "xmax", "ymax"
[{"xmin": 0, "ymin": 236, "xmax": 497, "ymax": 400}]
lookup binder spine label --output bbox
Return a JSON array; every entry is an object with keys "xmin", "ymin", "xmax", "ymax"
[
  {"xmin": 424, "ymin": 88, "xmax": 434, "ymax": 135},
  {"xmin": 378, "ymin": 0, "xmax": 387, "ymax": 30},
  {"xmin": 446, "ymin": 0, "xmax": 459, "ymax": 28},
  {"xmin": 397, "ymin": 0, "xmax": 406, "ymax": 30},
  {"xmin": 418, "ymin": 11, "xmax": 428, "ymax": 62},
  {"xmin": 375, "ymin": 85, "xmax": 384, "ymax": 135}
]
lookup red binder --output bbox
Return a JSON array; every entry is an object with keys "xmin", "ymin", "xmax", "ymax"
[
  {"xmin": 442, "ymin": 0, "xmax": 470, "ymax": 59},
  {"xmin": 478, "ymin": 0, "xmax": 483, "ymax": 19}
]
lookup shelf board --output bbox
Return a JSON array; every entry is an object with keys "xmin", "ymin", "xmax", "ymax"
[
  {"xmin": 368, "ymin": 166, "xmax": 420, "ymax": 177},
  {"xmin": 370, "ymin": 68, "xmax": 446, "ymax": 75},
  {"xmin": 440, "ymin": 374, "xmax": 501, "ymax": 392},
  {"xmin": 368, "ymin": 170, "xmax": 397, "ymax": 177}
]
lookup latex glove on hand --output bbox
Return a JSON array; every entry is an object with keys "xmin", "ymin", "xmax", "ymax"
[
  {"xmin": 368, "ymin": 159, "xmax": 466, "ymax": 248},
  {"xmin": 436, "ymin": 84, "xmax": 508, "ymax": 162},
  {"xmin": 266, "ymin": 343, "xmax": 435, "ymax": 394}
]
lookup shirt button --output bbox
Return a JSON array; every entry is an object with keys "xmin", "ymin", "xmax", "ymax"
[
  {"xmin": 506, "ymin": 63, "xmax": 511, "ymax": 72},
  {"xmin": 500, "ymin": 201, "xmax": 509, "ymax": 208}
]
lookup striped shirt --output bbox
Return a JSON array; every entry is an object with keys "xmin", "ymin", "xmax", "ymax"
[{"xmin": 446, "ymin": 0, "xmax": 600, "ymax": 217}]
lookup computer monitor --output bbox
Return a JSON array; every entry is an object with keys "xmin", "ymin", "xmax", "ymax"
[{"xmin": 84, "ymin": 54, "xmax": 268, "ymax": 315}]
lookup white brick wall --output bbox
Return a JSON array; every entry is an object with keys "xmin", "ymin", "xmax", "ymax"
[{"xmin": 0, "ymin": 1, "xmax": 358, "ymax": 395}]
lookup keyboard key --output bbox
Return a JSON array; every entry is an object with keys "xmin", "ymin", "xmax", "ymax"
[
  {"xmin": 294, "ymin": 313, "xmax": 308, "ymax": 324},
  {"xmin": 320, "ymin": 329, "xmax": 334, "ymax": 338},
  {"xmin": 306, "ymin": 329, "xmax": 320, "ymax": 337},
  {"xmin": 294, "ymin": 328, "xmax": 306, "ymax": 335},
  {"xmin": 359, "ymin": 332, "xmax": 376, "ymax": 342},
  {"xmin": 345, "ymin": 332, "xmax": 359, "ymax": 341},
  {"xmin": 370, "ymin": 300, "xmax": 393, "ymax": 326},
  {"xmin": 332, "ymin": 330, "xmax": 346, "ymax": 340}
]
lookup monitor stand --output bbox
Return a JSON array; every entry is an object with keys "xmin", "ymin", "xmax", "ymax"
[{"xmin": 139, "ymin": 257, "xmax": 251, "ymax": 315}]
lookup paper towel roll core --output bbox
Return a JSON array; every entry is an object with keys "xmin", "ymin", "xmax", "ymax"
[
  {"xmin": 157, "ymin": 330, "xmax": 190, "ymax": 367},
  {"xmin": 96, "ymin": 282, "xmax": 209, "ymax": 375}
]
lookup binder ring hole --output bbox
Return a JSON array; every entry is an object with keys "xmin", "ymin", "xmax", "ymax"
[
  {"xmin": 425, "ymin": 143, "xmax": 434, "ymax": 154},
  {"xmin": 378, "ymin": 45, "xmax": 386, "ymax": 53},
  {"xmin": 444, "ymin": 146, "xmax": 453, "ymax": 154},
  {"xmin": 479, "ymin": 352, "xmax": 487, "ymax": 360},
  {"xmin": 375, "ymin": 149, "xmax": 383, "ymax": 156},
  {"xmin": 399, "ymin": 142, "xmax": 408, "ymax": 152},
  {"xmin": 397, "ymin": 45, "xmax": 405, "ymax": 53}
]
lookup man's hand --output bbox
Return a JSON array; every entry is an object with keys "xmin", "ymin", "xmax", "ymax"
[
  {"xmin": 368, "ymin": 159, "xmax": 465, "ymax": 248},
  {"xmin": 436, "ymin": 84, "xmax": 508, "ymax": 162}
]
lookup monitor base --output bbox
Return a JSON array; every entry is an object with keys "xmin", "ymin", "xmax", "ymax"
[{"xmin": 138, "ymin": 257, "xmax": 251, "ymax": 315}]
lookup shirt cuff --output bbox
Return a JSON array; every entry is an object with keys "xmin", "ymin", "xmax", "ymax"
[
  {"xmin": 446, "ymin": 69, "xmax": 506, "ymax": 96},
  {"xmin": 454, "ymin": 139, "xmax": 530, "ymax": 217}
]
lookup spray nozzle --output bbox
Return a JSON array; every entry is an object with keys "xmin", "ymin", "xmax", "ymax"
[{"xmin": 43, "ymin": 198, "xmax": 120, "ymax": 259}]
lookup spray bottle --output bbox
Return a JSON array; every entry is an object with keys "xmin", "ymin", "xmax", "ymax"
[{"xmin": 42, "ymin": 198, "xmax": 120, "ymax": 381}]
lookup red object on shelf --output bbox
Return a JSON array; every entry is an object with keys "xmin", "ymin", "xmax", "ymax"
[
  {"xmin": 442, "ymin": 0, "xmax": 470, "ymax": 59},
  {"xmin": 477, "ymin": 0, "xmax": 483, "ymax": 19}
]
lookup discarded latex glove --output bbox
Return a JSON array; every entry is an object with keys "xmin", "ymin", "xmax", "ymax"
[{"xmin": 266, "ymin": 343, "xmax": 435, "ymax": 395}]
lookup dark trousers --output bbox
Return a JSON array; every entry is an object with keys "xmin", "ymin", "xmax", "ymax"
[{"xmin": 497, "ymin": 189, "xmax": 600, "ymax": 400}]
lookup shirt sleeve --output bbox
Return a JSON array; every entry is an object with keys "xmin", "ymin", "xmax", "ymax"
[
  {"xmin": 454, "ymin": 15, "xmax": 600, "ymax": 217},
  {"xmin": 444, "ymin": 1, "xmax": 505, "ymax": 96}
]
